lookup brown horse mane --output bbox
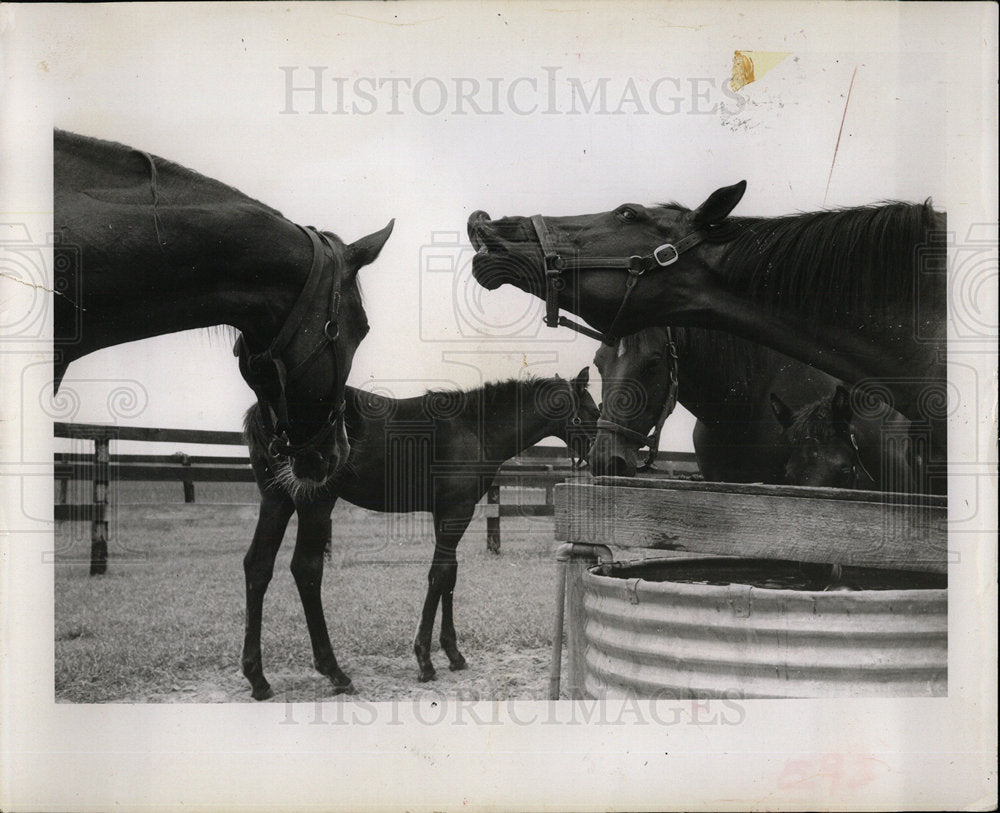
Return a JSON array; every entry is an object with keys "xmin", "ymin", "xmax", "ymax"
[{"xmin": 660, "ymin": 199, "xmax": 945, "ymax": 323}]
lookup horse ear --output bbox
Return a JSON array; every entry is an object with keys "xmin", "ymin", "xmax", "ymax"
[
  {"xmin": 346, "ymin": 219, "xmax": 395, "ymax": 274},
  {"xmin": 769, "ymin": 392, "xmax": 794, "ymax": 428},
  {"xmin": 692, "ymin": 181, "xmax": 747, "ymax": 228},
  {"xmin": 831, "ymin": 385, "xmax": 852, "ymax": 426},
  {"xmin": 572, "ymin": 366, "xmax": 590, "ymax": 393}
]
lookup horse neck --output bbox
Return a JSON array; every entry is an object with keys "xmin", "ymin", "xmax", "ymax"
[
  {"xmin": 117, "ymin": 208, "xmax": 309, "ymax": 343},
  {"xmin": 56, "ymin": 137, "xmax": 315, "ymax": 356},
  {"xmin": 481, "ymin": 380, "xmax": 565, "ymax": 462}
]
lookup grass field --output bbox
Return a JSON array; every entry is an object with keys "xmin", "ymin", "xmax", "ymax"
[{"xmin": 54, "ymin": 481, "xmax": 566, "ymax": 703}]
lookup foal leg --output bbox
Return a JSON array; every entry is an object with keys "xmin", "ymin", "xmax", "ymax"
[
  {"xmin": 241, "ymin": 492, "xmax": 295, "ymax": 701},
  {"xmin": 414, "ymin": 512, "xmax": 471, "ymax": 682},
  {"xmin": 290, "ymin": 501, "xmax": 354, "ymax": 694}
]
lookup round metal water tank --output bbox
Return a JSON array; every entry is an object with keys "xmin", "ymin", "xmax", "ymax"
[{"xmin": 580, "ymin": 557, "xmax": 947, "ymax": 699}]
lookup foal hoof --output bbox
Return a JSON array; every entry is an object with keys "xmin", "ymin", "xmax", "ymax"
[
  {"xmin": 449, "ymin": 657, "xmax": 468, "ymax": 672},
  {"xmin": 251, "ymin": 683, "xmax": 274, "ymax": 702},
  {"xmin": 418, "ymin": 667, "xmax": 437, "ymax": 683},
  {"xmin": 328, "ymin": 676, "xmax": 356, "ymax": 696}
]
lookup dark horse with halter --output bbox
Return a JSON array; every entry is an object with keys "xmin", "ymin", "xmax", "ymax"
[
  {"xmin": 55, "ymin": 130, "xmax": 394, "ymax": 493},
  {"xmin": 592, "ymin": 326, "xmax": 919, "ymax": 491},
  {"xmin": 241, "ymin": 370, "xmax": 598, "ymax": 699},
  {"xmin": 467, "ymin": 183, "xmax": 947, "ymax": 471}
]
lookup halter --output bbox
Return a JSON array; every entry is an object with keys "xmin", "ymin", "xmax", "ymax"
[
  {"xmin": 530, "ymin": 214, "xmax": 704, "ymax": 347},
  {"xmin": 565, "ymin": 413, "xmax": 590, "ymax": 470},
  {"xmin": 233, "ymin": 226, "xmax": 347, "ymax": 458},
  {"xmin": 596, "ymin": 328, "xmax": 680, "ymax": 472},
  {"xmin": 848, "ymin": 431, "xmax": 875, "ymax": 485}
]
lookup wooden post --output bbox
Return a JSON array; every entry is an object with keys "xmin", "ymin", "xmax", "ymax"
[
  {"xmin": 90, "ymin": 435, "xmax": 109, "ymax": 575},
  {"xmin": 562, "ymin": 543, "xmax": 612, "ymax": 699},
  {"xmin": 486, "ymin": 483, "xmax": 501, "ymax": 554},
  {"xmin": 179, "ymin": 453, "xmax": 195, "ymax": 503}
]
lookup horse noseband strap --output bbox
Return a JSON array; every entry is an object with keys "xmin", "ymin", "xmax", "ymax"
[
  {"xmin": 530, "ymin": 214, "xmax": 704, "ymax": 346},
  {"xmin": 597, "ymin": 417, "xmax": 657, "ymax": 448}
]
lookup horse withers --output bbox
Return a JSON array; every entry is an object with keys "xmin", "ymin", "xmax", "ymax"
[
  {"xmin": 241, "ymin": 370, "xmax": 599, "ymax": 699},
  {"xmin": 55, "ymin": 130, "xmax": 394, "ymax": 486},
  {"xmin": 467, "ymin": 186, "xmax": 946, "ymax": 461}
]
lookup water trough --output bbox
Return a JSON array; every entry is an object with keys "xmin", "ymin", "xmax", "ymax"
[{"xmin": 551, "ymin": 477, "xmax": 948, "ymax": 699}]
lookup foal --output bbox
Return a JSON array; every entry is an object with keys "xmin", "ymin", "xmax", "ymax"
[
  {"xmin": 241, "ymin": 369, "xmax": 599, "ymax": 699},
  {"xmin": 770, "ymin": 385, "xmax": 918, "ymax": 492}
]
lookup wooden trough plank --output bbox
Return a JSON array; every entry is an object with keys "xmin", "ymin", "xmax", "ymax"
[
  {"xmin": 482, "ymin": 504, "xmax": 554, "ymax": 519},
  {"xmin": 591, "ymin": 475, "xmax": 947, "ymax": 508},
  {"xmin": 498, "ymin": 504, "xmax": 554, "ymax": 518},
  {"xmin": 555, "ymin": 480, "xmax": 947, "ymax": 574}
]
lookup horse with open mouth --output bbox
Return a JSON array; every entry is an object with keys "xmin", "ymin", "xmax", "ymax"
[
  {"xmin": 467, "ymin": 184, "xmax": 947, "ymax": 465},
  {"xmin": 55, "ymin": 129, "xmax": 394, "ymax": 493}
]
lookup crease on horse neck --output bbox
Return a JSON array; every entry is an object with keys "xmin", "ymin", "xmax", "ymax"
[{"xmin": 56, "ymin": 131, "xmax": 316, "ymax": 355}]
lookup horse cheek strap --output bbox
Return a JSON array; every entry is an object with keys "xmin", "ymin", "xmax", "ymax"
[{"xmin": 530, "ymin": 213, "xmax": 703, "ymax": 346}]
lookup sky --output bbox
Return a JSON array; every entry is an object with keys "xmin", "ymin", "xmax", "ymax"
[{"xmin": 0, "ymin": 3, "xmax": 970, "ymax": 458}]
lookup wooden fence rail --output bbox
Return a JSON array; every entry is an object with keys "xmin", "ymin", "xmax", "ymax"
[{"xmin": 54, "ymin": 421, "xmax": 700, "ymax": 572}]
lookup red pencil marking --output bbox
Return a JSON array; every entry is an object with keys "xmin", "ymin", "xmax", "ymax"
[{"xmin": 824, "ymin": 66, "xmax": 858, "ymax": 205}]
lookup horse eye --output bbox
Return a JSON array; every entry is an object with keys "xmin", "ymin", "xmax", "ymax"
[{"xmin": 617, "ymin": 207, "xmax": 637, "ymax": 222}]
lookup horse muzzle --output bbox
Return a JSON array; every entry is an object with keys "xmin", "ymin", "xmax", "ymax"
[
  {"xmin": 467, "ymin": 211, "xmax": 543, "ymax": 292},
  {"xmin": 587, "ymin": 433, "xmax": 639, "ymax": 478},
  {"xmin": 272, "ymin": 413, "xmax": 351, "ymax": 485}
]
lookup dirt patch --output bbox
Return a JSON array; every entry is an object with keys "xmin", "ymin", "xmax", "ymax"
[{"xmin": 122, "ymin": 646, "xmax": 560, "ymax": 703}]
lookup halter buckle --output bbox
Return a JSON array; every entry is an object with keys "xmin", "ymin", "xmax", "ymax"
[
  {"xmin": 653, "ymin": 243, "xmax": 679, "ymax": 266},
  {"xmin": 324, "ymin": 320, "xmax": 340, "ymax": 341},
  {"xmin": 627, "ymin": 255, "xmax": 648, "ymax": 275}
]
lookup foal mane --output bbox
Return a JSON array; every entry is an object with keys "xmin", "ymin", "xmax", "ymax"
[
  {"xmin": 673, "ymin": 200, "xmax": 945, "ymax": 323},
  {"xmin": 422, "ymin": 375, "xmax": 572, "ymax": 422}
]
